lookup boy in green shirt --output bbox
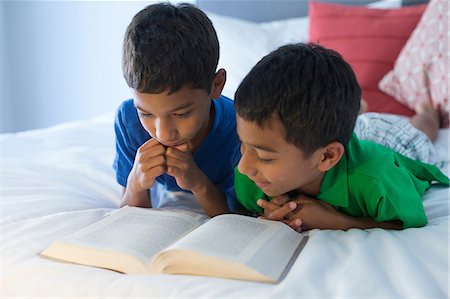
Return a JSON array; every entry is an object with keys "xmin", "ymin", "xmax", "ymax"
[{"xmin": 234, "ymin": 43, "xmax": 449, "ymax": 231}]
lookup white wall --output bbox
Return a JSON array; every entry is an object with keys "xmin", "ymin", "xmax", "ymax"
[
  {"xmin": 1, "ymin": 1, "xmax": 12, "ymax": 132},
  {"xmin": 1, "ymin": 1, "xmax": 197, "ymax": 133}
]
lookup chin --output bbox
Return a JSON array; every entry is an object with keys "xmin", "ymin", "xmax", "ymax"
[
  {"xmin": 267, "ymin": 187, "xmax": 293, "ymax": 198},
  {"xmin": 262, "ymin": 189, "xmax": 281, "ymax": 198}
]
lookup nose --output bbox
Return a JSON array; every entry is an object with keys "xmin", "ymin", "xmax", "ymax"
[
  {"xmin": 155, "ymin": 118, "xmax": 177, "ymax": 144},
  {"xmin": 237, "ymin": 150, "xmax": 257, "ymax": 177}
]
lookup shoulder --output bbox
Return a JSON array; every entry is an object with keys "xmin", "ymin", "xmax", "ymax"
[
  {"xmin": 114, "ymin": 99, "xmax": 150, "ymax": 147},
  {"xmin": 196, "ymin": 95, "xmax": 240, "ymax": 163},
  {"xmin": 115, "ymin": 99, "xmax": 140, "ymax": 127},
  {"xmin": 332, "ymin": 135, "xmax": 431, "ymax": 228},
  {"xmin": 342, "ymin": 135, "xmax": 399, "ymax": 198},
  {"xmin": 214, "ymin": 95, "xmax": 235, "ymax": 116},
  {"xmin": 345, "ymin": 133, "xmax": 444, "ymax": 196},
  {"xmin": 211, "ymin": 95, "xmax": 237, "ymax": 133},
  {"xmin": 346, "ymin": 133, "xmax": 395, "ymax": 178}
]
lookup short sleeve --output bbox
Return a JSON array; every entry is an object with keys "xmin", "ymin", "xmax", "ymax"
[
  {"xmin": 113, "ymin": 107, "xmax": 136, "ymax": 187},
  {"xmin": 365, "ymin": 162, "xmax": 429, "ymax": 228},
  {"xmin": 113, "ymin": 100, "xmax": 150, "ymax": 187}
]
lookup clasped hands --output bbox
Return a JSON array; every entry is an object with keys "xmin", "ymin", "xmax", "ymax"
[
  {"xmin": 256, "ymin": 194, "xmax": 347, "ymax": 232},
  {"xmin": 128, "ymin": 138, "xmax": 205, "ymax": 193}
]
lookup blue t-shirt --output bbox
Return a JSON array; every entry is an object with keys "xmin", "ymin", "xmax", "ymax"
[{"xmin": 113, "ymin": 95, "xmax": 242, "ymax": 211}]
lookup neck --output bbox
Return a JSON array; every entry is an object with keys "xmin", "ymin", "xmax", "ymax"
[{"xmin": 296, "ymin": 171, "xmax": 325, "ymax": 198}]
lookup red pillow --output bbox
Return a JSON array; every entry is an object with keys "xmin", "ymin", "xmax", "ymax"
[{"xmin": 308, "ymin": 1, "xmax": 427, "ymax": 116}]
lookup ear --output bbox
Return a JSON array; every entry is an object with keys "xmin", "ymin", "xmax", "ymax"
[
  {"xmin": 317, "ymin": 141, "xmax": 345, "ymax": 172},
  {"xmin": 210, "ymin": 68, "xmax": 227, "ymax": 99}
]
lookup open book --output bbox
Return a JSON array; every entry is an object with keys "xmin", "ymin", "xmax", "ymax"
[{"xmin": 41, "ymin": 206, "xmax": 308, "ymax": 283}]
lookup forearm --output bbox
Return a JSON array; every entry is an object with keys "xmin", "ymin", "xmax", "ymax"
[
  {"xmin": 340, "ymin": 215, "xmax": 403, "ymax": 230},
  {"xmin": 120, "ymin": 186, "xmax": 151, "ymax": 208},
  {"xmin": 191, "ymin": 176, "xmax": 229, "ymax": 217},
  {"xmin": 286, "ymin": 197, "xmax": 404, "ymax": 231}
]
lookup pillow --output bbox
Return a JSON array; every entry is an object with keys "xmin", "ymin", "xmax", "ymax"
[
  {"xmin": 309, "ymin": 1, "xmax": 427, "ymax": 115},
  {"xmin": 259, "ymin": 17, "xmax": 309, "ymax": 51},
  {"xmin": 207, "ymin": 12, "xmax": 270, "ymax": 99},
  {"xmin": 207, "ymin": 12, "xmax": 310, "ymax": 100},
  {"xmin": 378, "ymin": 0, "xmax": 448, "ymax": 111}
]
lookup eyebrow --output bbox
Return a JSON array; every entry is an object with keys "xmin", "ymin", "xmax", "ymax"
[
  {"xmin": 245, "ymin": 142, "xmax": 278, "ymax": 153},
  {"xmin": 135, "ymin": 103, "xmax": 194, "ymax": 114}
]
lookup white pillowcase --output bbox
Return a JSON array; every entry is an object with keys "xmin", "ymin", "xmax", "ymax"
[
  {"xmin": 259, "ymin": 17, "xmax": 309, "ymax": 51},
  {"xmin": 207, "ymin": 12, "xmax": 309, "ymax": 99},
  {"xmin": 207, "ymin": 12, "xmax": 272, "ymax": 99}
]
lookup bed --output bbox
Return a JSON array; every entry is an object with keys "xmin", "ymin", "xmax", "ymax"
[{"xmin": 2, "ymin": 0, "xmax": 449, "ymax": 298}]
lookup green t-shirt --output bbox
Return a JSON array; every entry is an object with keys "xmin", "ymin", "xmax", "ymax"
[{"xmin": 234, "ymin": 134, "xmax": 449, "ymax": 228}]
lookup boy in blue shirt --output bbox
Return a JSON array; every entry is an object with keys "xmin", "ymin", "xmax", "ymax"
[
  {"xmin": 113, "ymin": 3, "xmax": 241, "ymax": 216},
  {"xmin": 234, "ymin": 43, "xmax": 449, "ymax": 231}
]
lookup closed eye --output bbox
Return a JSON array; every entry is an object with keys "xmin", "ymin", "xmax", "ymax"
[
  {"xmin": 256, "ymin": 156, "xmax": 274, "ymax": 164},
  {"xmin": 173, "ymin": 111, "xmax": 191, "ymax": 118},
  {"xmin": 240, "ymin": 141, "xmax": 274, "ymax": 163},
  {"xmin": 138, "ymin": 112, "xmax": 153, "ymax": 118}
]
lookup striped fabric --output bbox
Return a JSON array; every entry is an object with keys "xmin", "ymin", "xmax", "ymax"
[{"xmin": 354, "ymin": 113, "xmax": 444, "ymax": 168}]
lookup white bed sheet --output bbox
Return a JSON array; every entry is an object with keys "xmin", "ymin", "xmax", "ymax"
[
  {"xmin": 2, "ymin": 2, "xmax": 449, "ymax": 296},
  {"xmin": 1, "ymin": 114, "xmax": 449, "ymax": 298}
]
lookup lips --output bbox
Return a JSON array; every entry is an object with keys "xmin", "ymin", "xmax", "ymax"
[
  {"xmin": 254, "ymin": 181, "xmax": 270, "ymax": 190},
  {"xmin": 162, "ymin": 142, "xmax": 180, "ymax": 147},
  {"xmin": 157, "ymin": 140, "xmax": 184, "ymax": 147}
]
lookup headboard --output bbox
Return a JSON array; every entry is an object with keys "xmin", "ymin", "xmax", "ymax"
[{"xmin": 196, "ymin": 0, "xmax": 379, "ymax": 22}]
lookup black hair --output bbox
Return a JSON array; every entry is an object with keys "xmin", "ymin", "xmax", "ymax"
[
  {"xmin": 122, "ymin": 3, "xmax": 219, "ymax": 94},
  {"xmin": 234, "ymin": 42, "xmax": 361, "ymax": 157}
]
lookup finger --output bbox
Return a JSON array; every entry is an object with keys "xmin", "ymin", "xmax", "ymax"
[
  {"xmin": 165, "ymin": 164, "xmax": 181, "ymax": 178},
  {"xmin": 174, "ymin": 142, "xmax": 190, "ymax": 152},
  {"xmin": 287, "ymin": 218, "xmax": 302, "ymax": 232},
  {"xmin": 140, "ymin": 138, "xmax": 163, "ymax": 150},
  {"xmin": 269, "ymin": 201, "xmax": 297, "ymax": 220},
  {"xmin": 290, "ymin": 203, "xmax": 304, "ymax": 216},
  {"xmin": 258, "ymin": 200, "xmax": 297, "ymax": 220},
  {"xmin": 165, "ymin": 155, "xmax": 189, "ymax": 172},
  {"xmin": 138, "ymin": 165, "xmax": 165, "ymax": 187},
  {"xmin": 136, "ymin": 145, "xmax": 166, "ymax": 165},
  {"xmin": 137, "ymin": 141, "xmax": 166, "ymax": 157},
  {"xmin": 166, "ymin": 146, "xmax": 190, "ymax": 160},
  {"xmin": 271, "ymin": 194, "xmax": 290, "ymax": 206},
  {"xmin": 165, "ymin": 162, "xmax": 194, "ymax": 180},
  {"xmin": 140, "ymin": 155, "xmax": 166, "ymax": 172},
  {"xmin": 291, "ymin": 196, "xmax": 315, "ymax": 205},
  {"xmin": 257, "ymin": 199, "xmax": 281, "ymax": 211},
  {"xmin": 148, "ymin": 165, "xmax": 165, "ymax": 178}
]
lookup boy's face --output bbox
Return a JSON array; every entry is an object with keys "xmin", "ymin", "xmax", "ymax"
[
  {"xmin": 236, "ymin": 114, "xmax": 325, "ymax": 197},
  {"xmin": 133, "ymin": 86, "xmax": 213, "ymax": 152}
]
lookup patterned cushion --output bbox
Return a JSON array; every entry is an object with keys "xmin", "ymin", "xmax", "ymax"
[{"xmin": 379, "ymin": 0, "xmax": 448, "ymax": 111}]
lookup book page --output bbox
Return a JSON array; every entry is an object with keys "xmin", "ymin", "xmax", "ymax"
[
  {"xmin": 57, "ymin": 206, "xmax": 203, "ymax": 263},
  {"xmin": 165, "ymin": 214, "xmax": 306, "ymax": 280}
]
